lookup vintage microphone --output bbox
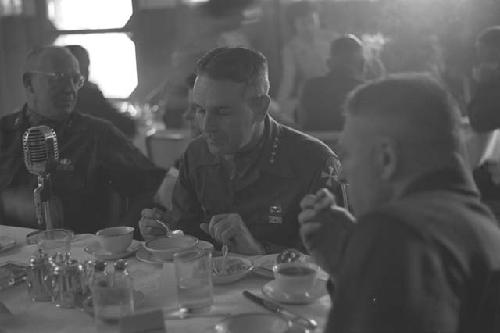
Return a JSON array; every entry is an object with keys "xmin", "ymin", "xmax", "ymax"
[{"xmin": 22, "ymin": 126, "xmax": 59, "ymax": 229}]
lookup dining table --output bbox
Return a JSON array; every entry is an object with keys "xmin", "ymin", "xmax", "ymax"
[{"xmin": 0, "ymin": 225, "xmax": 331, "ymax": 333}]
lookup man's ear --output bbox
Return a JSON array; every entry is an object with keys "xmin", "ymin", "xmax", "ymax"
[
  {"xmin": 22, "ymin": 73, "xmax": 34, "ymax": 93},
  {"xmin": 375, "ymin": 137, "xmax": 397, "ymax": 180},
  {"xmin": 249, "ymin": 95, "xmax": 270, "ymax": 121}
]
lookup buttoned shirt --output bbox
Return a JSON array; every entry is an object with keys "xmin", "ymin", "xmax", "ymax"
[
  {"xmin": 0, "ymin": 105, "xmax": 165, "ymax": 233},
  {"xmin": 172, "ymin": 115, "xmax": 345, "ymax": 253}
]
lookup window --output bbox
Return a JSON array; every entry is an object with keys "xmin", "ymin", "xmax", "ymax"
[{"xmin": 48, "ymin": 0, "xmax": 137, "ymax": 99}]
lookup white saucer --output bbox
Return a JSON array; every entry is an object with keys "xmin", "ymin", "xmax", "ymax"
[
  {"xmin": 0, "ymin": 236, "xmax": 16, "ymax": 253},
  {"xmin": 262, "ymin": 280, "xmax": 327, "ymax": 305},
  {"xmin": 84, "ymin": 240, "xmax": 141, "ymax": 261},
  {"xmin": 135, "ymin": 246, "xmax": 165, "ymax": 264}
]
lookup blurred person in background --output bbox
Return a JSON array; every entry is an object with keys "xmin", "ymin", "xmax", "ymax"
[
  {"xmin": 65, "ymin": 45, "xmax": 137, "ymax": 139},
  {"xmin": 299, "ymin": 34, "xmax": 365, "ymax": 131},
  {"xmin": 0, "ymin": 46, "xmax": 164, "ymax": 233},
  {"xmin": 141, "ymin": 47, "xmax": 346, "ymax": 254},
  {"xmin": 467, "ymin": 26, "xmax": 500, "ymax": 132},
  {"xmin": 299, "ymin": 74, "xmax": 500, "ymax": 333},
  {"xmin": 467, "ymin": 26, "xmax": 500, "ymax": 219},
  {"xmin": 148, "ymin": 73, "xmax": 201, "ymax": 215},
  {"xmin": 276, "ymin": 1, "xmax": 335, "ymax": 125}
]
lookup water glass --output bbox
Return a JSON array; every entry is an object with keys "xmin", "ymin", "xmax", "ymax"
[
  {"xmin": 92, "ymin": 283, "xmax": 134, "ymax": 332},
  {"xmin": 35, "ymin": 229, "xmax": 73, "ymax": 256},
  {"xmin": 174, "ymin": 248, "xmax": 213, "ymax": 312}
]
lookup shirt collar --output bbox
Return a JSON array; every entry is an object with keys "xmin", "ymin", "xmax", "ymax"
[
  {"xmin": 12, "ymin": 104, "xmax": 81, "ymax": 137},
  {"xmin": 197, "ymin": 115, "xmax": 295, "ymax": 178},
  {"xmin": 401, "ymin": 154, "xmax": 479, "ymax": 199}
]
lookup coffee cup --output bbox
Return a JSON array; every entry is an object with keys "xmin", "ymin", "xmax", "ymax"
[
  {"xmin": 96, "ymin": 226, "xmax": 134, "ymax": 254},
  {"xmin": 273, "ymin": 262, "xmax": 318, "ymax": 296}
]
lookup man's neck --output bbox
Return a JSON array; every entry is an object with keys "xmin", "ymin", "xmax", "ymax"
[
  {"xmin": 222, "ymin": 121, "xmax": 266, "ymax": 179},
  {"xmin": 224, "ymin": 122, "xmax": 265, "ymax": 159},
  {"xmin": 26, "ymin": 107, "xmax": 69, "ymax": 127}
]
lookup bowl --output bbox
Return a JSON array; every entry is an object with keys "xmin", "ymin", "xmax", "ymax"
[
  {"xmin": 212, "ymin": 256, "xmax": 253, "ymax": 284},
  {"xmin": 144, "ymin": 235, "xmax": 198, "ymax": 261},
  {"xmin": 96, "ymin": 226, "xmax": 134, "ymax": 254}
]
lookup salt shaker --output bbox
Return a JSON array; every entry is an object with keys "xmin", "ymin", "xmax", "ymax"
[
  {"xmin": 51, "ymin": 258, "xmax": 84, "ymax": 308},
  {"xmin": 26, "ymin": 249, "xmax": 52, "ymax": 302}
]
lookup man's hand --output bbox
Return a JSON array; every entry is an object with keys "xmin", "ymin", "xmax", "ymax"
[
  {"xmin": 299, "ymin": 188, "xmax": 355, "ymax": 275},
  {"xmin": 138, "ymin": 208, "xmax": 169, "ymax": 241},
  {"xmin": 200, "ymin": 213, "xmax": 264, "ymax": 255}
]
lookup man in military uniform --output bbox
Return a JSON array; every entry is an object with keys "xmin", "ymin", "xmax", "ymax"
[
  {"xmin": 0, "ymin": 46, "xmax": 164, "ymax": 233},
  {"xmin": 140, "ymin": 47, "xmax": 345, "ymax": 255}
]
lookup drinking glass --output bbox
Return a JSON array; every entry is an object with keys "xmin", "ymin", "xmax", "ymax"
[
  {"xmin": 34, "ymin": 229, "xmax": 74, "ymax": 256},
  {"xmin": 92, "ymin": 282, "xmax": 134, "ymax": 332},
  {"xmin": 174, "ymin": 248, "xmax": 213, "ymax": 312}
]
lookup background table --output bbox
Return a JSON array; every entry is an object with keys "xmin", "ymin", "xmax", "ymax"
[{"xmin": 0, "ymin": 226, "xmax": 330, "ymax": 333}]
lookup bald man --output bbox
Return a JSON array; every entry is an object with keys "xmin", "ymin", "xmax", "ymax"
[{"xmin": 0, "ymin": 46, "xmax": 164, "ymax": 233}]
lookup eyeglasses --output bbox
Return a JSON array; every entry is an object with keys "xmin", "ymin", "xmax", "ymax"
[{"xmin": 27, "ymin": 71, "xmax": 85, "ymax": 89}]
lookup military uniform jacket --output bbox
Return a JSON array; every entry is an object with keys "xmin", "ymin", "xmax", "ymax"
[
  {"xmin": 0, "ymin": 106, "xmax": 165, "ymax": 233},
  {"xmin": 172, "ymin": 115, "xmax": 344, "ymax": 253},
  {"xmin": 327, "ymin": 157, "xmax": 500, "ymax": 333}
]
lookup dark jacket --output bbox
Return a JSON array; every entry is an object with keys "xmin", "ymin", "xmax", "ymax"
[
  {"xmin": 76, "ymin": 81, "xmax": 137, "ymax": 138},
  {"xmin": 172, "ymin": 115, "xmax": 345, "ymax": 253},
  {"xmin": 327, "ymin": 157, "xmax": 500, "ymax": 333},
  {"xmin": 300, "ymin": 67, "xmax": 364, "ymax": 131},
  {"xmin": 0, "ymin": 106, "xmax": 165, "ymax": 234}
]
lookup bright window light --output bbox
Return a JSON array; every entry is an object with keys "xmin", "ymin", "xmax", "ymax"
[
  {"xmin": 47, "ymin": 0, "xmax": 132, "ymax": 30},
  {"xmin": 55, "ymin": 33, "xmax": 138, "ymax": 99}
]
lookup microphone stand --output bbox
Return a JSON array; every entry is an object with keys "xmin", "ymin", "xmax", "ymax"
[{"xmin": 33, "ymin": 173, "xmax": 54, "ymax": 230}]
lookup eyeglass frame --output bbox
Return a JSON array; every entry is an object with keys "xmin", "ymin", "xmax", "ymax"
[{"xmin": 26, "ymin": 71, "xmax": 85, "ymax": 89}]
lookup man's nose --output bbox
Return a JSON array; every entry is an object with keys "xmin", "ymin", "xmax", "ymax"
[
  {"xmin": 61, "ymin": 81, "xmax": 77, "ymax": 93},
  {"xmin": 201, "ymin": 112, "xmax": 217, "ymax": 131}
]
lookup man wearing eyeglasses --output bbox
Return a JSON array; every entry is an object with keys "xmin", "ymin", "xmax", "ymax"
[
  {"xmin": 0, "ymin": 46, "xmax": 164, "ymax": 233},
  {"xmin": 141, "ymin": 47, "xmax": 346, "ymax": 254}
]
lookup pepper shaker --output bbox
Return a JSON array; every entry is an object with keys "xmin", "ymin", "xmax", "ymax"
[
  {"xmin": 51, "ymin": 258, "xmax": 84, "ymax": 308},
  {"xmin": 26, "ymin": 249, "xmax": 52, "ymax": 302}
]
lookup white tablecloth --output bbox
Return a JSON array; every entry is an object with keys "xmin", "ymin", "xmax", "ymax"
[{"xmin": 0, "ymin": 226, "xmax": 330, "ymax": 333}]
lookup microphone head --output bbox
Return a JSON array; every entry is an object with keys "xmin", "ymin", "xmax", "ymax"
[{"xmin": 23, "ymin": 125, "xmax": 59, "ymax": 176}]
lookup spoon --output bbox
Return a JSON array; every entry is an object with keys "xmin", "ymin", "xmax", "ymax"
[
  {"xmin": 154, "ymin": 219, "xmax": 172, "ymax": 236},
  {"xmin": 221, "ymin": 243, "xmax": 229, "ymax": 274}
]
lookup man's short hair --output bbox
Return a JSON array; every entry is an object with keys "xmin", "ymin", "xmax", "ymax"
[
  {"xmin": 195, "ymin": 47, "xmax": 270, "ymax": 96},
  {"xmin": 345, "ymin": 73, "xmax": 461, "ymax": 154},
  {"xmin": 477, "ymin": 26, "xmax": 500, "ymax": 50}
]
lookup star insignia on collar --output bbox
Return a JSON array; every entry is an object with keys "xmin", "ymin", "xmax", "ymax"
[{"xmin": 321, "ymin": 156, "xmax": 341, "ymax": 188}]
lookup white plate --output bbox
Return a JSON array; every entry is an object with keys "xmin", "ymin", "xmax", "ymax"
[
  {"xmin": 135, "ymin": 246, "xmax": 165, "ymax": 264},
  {"xmin": 206, "ymin": 313, "xmax": 290, "ymax": 333},
  {"xmin": 0, "ymin": 236, "xmax": 16, "ymax": 253},
  {"xmin": 262, "ymin": 279, "xmax": 327, "ymax": 305},
  {"xmin": 84, "ymin": 240, "xmax": 141, "ymax": 261},
  {"xmin": 212, "ymin": 256, "xmax": 253, "ymax": 285}
]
